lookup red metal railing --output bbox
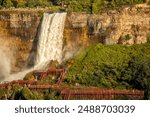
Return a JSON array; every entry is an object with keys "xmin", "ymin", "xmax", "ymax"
[
  {"xmin": 0, "ymin": 68, "xmax": 66, "ymax": 88},
  {"xmin": 40, "ymin": 68, "xmax": 65, "ymax": 81},
  {"xmin": 61, "ymin": 89, "xmax": 144, "ymax": 100},
  {"xmin": 0, "ymin": 68, "xmax": 144, "ymax": 100},
  {"xmin": 27, "ymin": 85, "xmax": 144, "ymax": 100}
]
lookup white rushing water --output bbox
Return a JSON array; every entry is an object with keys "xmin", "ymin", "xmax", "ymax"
[
  {"xmin": 35, "ymin": 12, "xmax": 66, "ymax": 66},
  {"xmin": 5, "ymin": 12, "xmax": 66, "ymax": 81}
]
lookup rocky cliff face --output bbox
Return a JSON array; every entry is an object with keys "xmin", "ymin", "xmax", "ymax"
[
  {"xmin": 0, "ymin": 9, "xmax": 42, "ymax": 72},
  {"xmin": 62, "ymin": 4, "xmax": 150, "ymax": 60},
  {"xmin": 0, "ymin": 5, "xmax": 150, "ymax": 72},
  {"xmin": 65, "ymin": 4, "xmax": 150, "ymax": 45}
]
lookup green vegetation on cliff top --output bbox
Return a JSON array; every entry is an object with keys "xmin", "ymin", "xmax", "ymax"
[
  {"xmin": 0, "ymin": 0, "xmax": 149, "ymax": 13},
  {"xmin": 65, "ymin": 0, "xmax": 149, "ymax": 13}
]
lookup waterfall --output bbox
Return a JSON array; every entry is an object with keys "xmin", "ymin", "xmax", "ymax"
[
  {"xmin": 35, "ymin": 12, "xmax": 66, "ymax": 67},
  {"xmin": 5, "ymin": 12, "xmax": 66, "ymax": 81}
]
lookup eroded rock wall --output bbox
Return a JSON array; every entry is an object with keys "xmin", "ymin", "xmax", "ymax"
[
  {"xmin": 0, "ymin": 5, "xmax": 150, "ymax": 72},
  {"xmin": 0, "ymin": 10, "xmax": 42, "ymax": 72},
  {"xmin": 64, "ymin": 4, "xmax": 150, "ymax": 45}
]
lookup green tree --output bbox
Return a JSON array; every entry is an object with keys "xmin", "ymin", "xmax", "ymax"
[
  {"xmin": 3, "ymin": 0, "xmax": 13, "ymax": 8},
  {"xmin": 16, "ymin": 1, "xmax": 26, "ymax": 8},
  {"xmin": 92, "ymin": 0, "xmax": 109, "ymax": 13},
  {"xmin": 21, "ymin": 87, "xmax": 37, "ymax": 100},
  {"xmin": 36, "ymin": 0, "xmax": 52, "ymax": 7},
  {"xmin": 128, "ymin": 57, "xmax": 150, "ymax": 99},
  {"xmin": 27, "ymin": 0, "xmax": 52, "ymax": 8},
  {"xmin": 26, "ymin": 0, "xmax": 36, "ymax": 7},
  {"xmin": 53, "ymin": 0, "xmax": 61, "ymax": 6}
]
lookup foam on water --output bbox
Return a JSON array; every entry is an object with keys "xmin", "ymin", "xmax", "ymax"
[{"xmin": 5, "ymin": 12, "xmax": 66, "ymax": 81}]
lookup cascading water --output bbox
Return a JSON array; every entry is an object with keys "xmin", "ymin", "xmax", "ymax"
[
  {"xmin": 35, "ymin": 12, "xmax": 66, "ymax": 66},
  {"xmin": 5, "ymin": 12, "xmax": 66, "ymax": 81}
]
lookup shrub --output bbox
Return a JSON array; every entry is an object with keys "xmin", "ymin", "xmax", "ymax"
[
  {"xmin": 0, "ymin": 89, "xmax": 7, "ymax": 99},
  {"xmin": 36, "ymin": 0, "xmax": 53, "ymax": 7},
  {"xmin": 16, "ymin": 1, "xmax": 26, "ymax": 8},
  {"xmin": 53, "ymin": 0, "xmax": 61, "ymax": 6},
  {"xmin": 23, "ymin": 72, "xmax": 35, "ymax": 80},
  {"xmin": 26, "ymin": 0, "xmax": 36, "ymax": 8},
  {"xmin": 128, "ymin": 57, "xmax": 150, "ymax": 99},
  {"xmin": 21, "ymin": 87, "xmax": 37, "ymax": 100},
  {"xmin": 65, "ymin": 0, "xmax": 146, "ymax": 13},
  {"xmin": 3, "ymin": 0, "xmax": 14, "ymax": 8},
  {"xmin": 27, "ymin": 0, "xmax": 52, "ymax": 8},
  {"xmin": 147, "ymin": 34, "xmax": 150, "ymax": 44},
  {"xmin": 65, "ymin": 43, "xmax": 150, "ymax": 90}
]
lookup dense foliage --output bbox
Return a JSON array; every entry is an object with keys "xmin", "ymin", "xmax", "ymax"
[
  {"xmin": 65, "ymin": 43, "xmax": 150, "ymax": 96},
  {"xmin": 64, "ymin": 0, "xmax": 148, "ymax": 13},
  {"xmin": 0, "ymin": 0, "xmax": 53, "ymax": 8},
  {"xmin": 0, "ymin": 0, "xmax": 149, "ymax": 13},
  {"xmin": 0, "ymin": 76, "xmax": 62, "ymax": 100},
  {"xmin": 0, "ymin": 44, "xmax": 150, "ymax": 99}
]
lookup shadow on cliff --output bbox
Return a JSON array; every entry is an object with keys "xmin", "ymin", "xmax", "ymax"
[{"xmin": 24, "ymin": 16, "xmax": 44, "ymax": 69}]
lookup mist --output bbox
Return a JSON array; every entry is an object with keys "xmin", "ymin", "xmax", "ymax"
[{"xmin": 0, "ymin": 49, "xmax": 11, "ymax": 81}]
